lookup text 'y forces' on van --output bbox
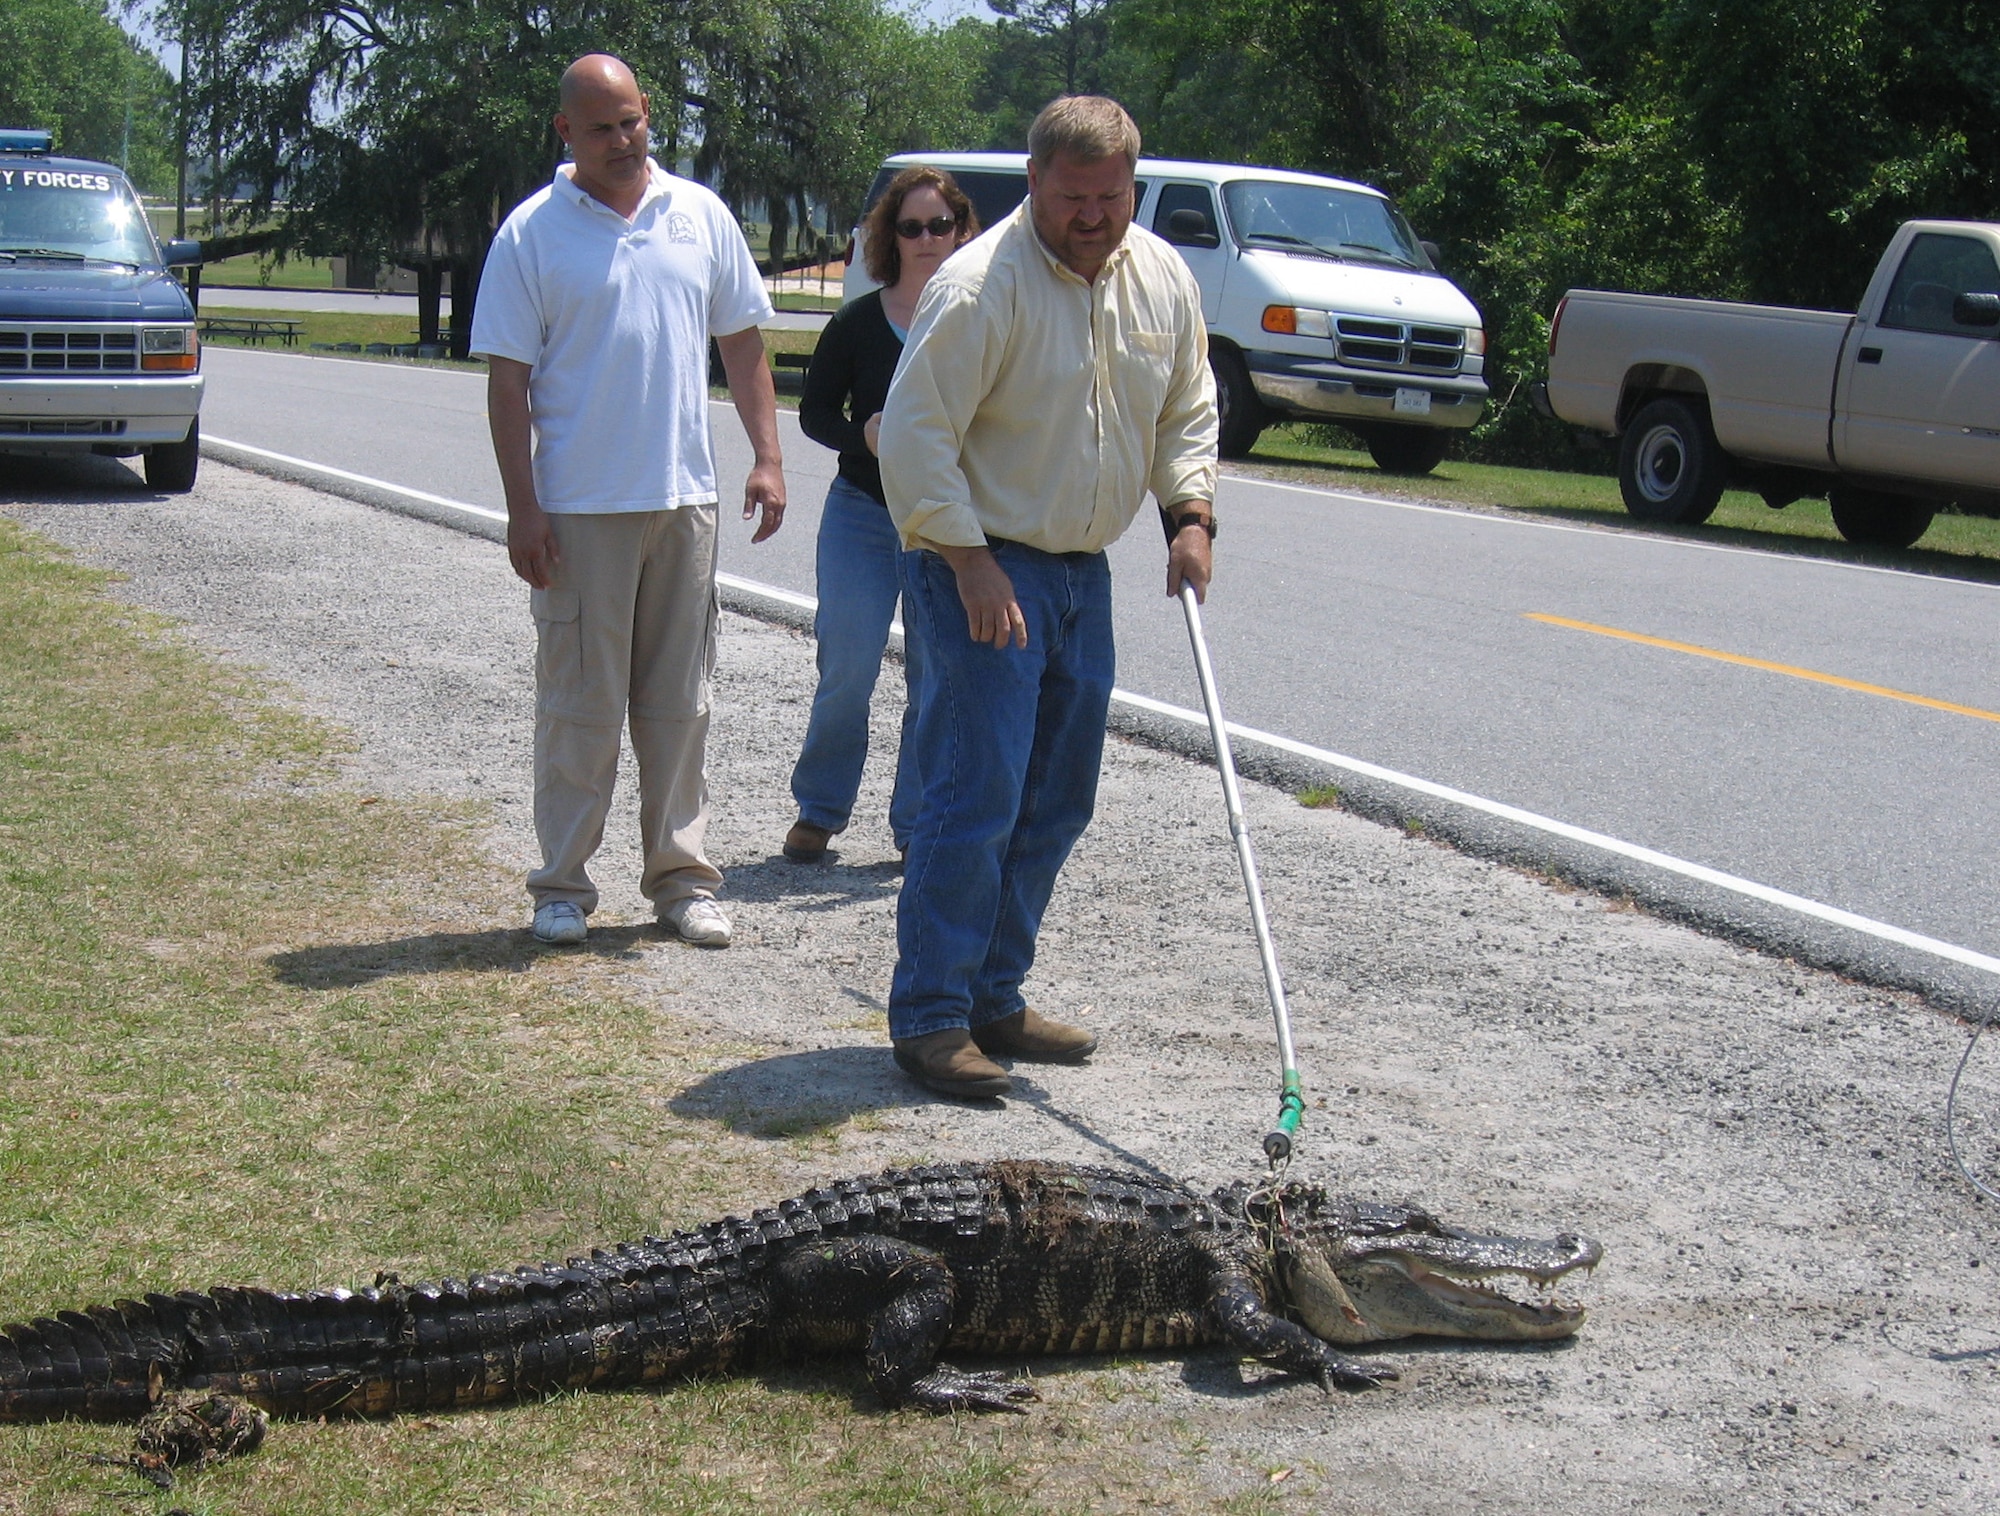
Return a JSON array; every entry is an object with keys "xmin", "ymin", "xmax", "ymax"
[
  {"xmin": 0, "ymin": 127, "xmax": 205, "ymax": 493},
  {"xmin": 848, "ymin": 152, "xmax": 1487, "ymax": 475}
]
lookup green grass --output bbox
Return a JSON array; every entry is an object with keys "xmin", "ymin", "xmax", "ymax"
[
  {"xmin": 206, "ymin": 308, "xmax": 821, "ymax": 380},
  {"xmin": 1243, "ymin": 422, "xmax": 2000, "ymax": 574},
  {"xmin": 189, "ymin": 256, "xmax": 841, "ymax": 303},
  {"xmin": 769, "ymin": 290, "xmax": 847, "ymax": 313},
  {"xmin": 198, "ymin": 305, "xmax": 458, "ymax": 356},
  {"xmin": 204, "ymin": 252, "xmax": 340, "ymax": 289},
  {"xmin": 0, "ymin": 519, "xmax": 1188, "ymax": 1514}
]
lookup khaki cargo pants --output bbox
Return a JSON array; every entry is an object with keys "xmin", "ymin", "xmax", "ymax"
[{"xmin": 527, "ymin": 504, "xmax": 721, "ymax": 917}]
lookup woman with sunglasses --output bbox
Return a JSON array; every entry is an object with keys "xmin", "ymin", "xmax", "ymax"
[{"xmin": 783, "ymin": 167, "xmax": 979, "ymax": 863}]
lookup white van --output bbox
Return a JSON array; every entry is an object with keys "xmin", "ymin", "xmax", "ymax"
[{"xmin": 844, "ymin": 151, "xmax": 1488, "ymax": 473}]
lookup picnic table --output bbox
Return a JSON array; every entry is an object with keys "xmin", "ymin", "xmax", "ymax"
[
  {"xmin": 199, "ymin": 316, "xmax": 303, "ymax": 347},
  {"xmin": 771, "ymin": 350, "xmax": 812, "ymax": 391}
]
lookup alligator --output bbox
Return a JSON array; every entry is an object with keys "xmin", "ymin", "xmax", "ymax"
[{"xmin": 0, "ymin": 1161, "xmax": 1601, "ymax": 1423}]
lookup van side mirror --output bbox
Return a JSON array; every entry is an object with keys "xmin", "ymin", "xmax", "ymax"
[
  {"xmin": 1164, "ymin": 208, "xmax": 1220, "ymax": 249},
  {"xmin": 161, "ymin": 239, "xmax": 203, "ymax": 268},
  {"xmin": 1419, "ymin": 239, "xmax": 1442, "ymax": 271},
  {"xmin": 1954, "ymin": 291, "xmax": 2000, "ymax": 329}
]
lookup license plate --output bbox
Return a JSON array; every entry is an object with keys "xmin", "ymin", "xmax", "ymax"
[{"xmin": 1393, "ymin": 387, "xmax": 1432, "ymax": 415}]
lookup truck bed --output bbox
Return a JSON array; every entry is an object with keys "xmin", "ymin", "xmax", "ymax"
[{"xmin": 1547, "ymin": 291, "xmax": 1853, "ymax": 471}]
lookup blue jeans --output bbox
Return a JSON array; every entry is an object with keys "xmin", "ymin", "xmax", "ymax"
[
  {"xmin": 890, "ymin": 541, "xmax": 1115, "ymax": 1041},
  {"xmin": 789, "ymin": 477, "xmax": 924, "ymax": 846}
]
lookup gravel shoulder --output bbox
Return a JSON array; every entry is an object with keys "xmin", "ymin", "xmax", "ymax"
[{"xmin": 5, "ymin": 454, "xmax": 1997, "ymax": 1514}]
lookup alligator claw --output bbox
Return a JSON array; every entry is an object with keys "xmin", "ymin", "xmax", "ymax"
[
  {"xmin": 1315, "ymin": 1354, "xmax": 1398, "ymax": 1392},
  {"xmin": 903, "ymin": 1366, "xmax": 1039, "ymax": 1414}
]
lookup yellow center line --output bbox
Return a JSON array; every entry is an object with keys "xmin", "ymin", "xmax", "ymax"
[{"xmin": 1525, "ymin": 612, "xmax": 2000, "ymax": 725}]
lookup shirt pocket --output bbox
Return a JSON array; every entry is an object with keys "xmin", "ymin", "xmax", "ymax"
[{"xmin": 1120, "ymin": 331, "xmax": 1177, "ymax": 425}]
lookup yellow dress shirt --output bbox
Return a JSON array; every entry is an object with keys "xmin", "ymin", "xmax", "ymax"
[{"xmin": 880, "ymin": 203, "xmax": 1219, "ymax": 555}]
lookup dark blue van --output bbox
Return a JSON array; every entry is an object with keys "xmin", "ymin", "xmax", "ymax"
[{"xmin": 0, "ymin": 129, "xmax": 205, "ymax": 490}]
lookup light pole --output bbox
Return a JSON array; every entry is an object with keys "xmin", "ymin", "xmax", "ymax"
[{"xmin": 173, "ymin": 3, "xmax": 188, "ymax": 241}]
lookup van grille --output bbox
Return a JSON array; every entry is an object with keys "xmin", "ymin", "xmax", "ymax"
[
  {"xmin": 0, "ymin": 327, "xmax": 141, "ymax": 374},
  {"xmin": 0, "ymin": 417, "xmax": 127, "ymax": 435},
  {"xmin": 1333, "ymin": 317, "xmax": 1464, "ymax": 373}
]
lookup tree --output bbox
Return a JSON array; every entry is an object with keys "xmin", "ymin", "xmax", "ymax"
[
  {"xmin": 690, "ymin": 0, "xmax": 990, "ymax": 273},
  {"xmin": 156, "ymin": 0, "xmax": 986, "ymax": 354},
  {"xmin": 158, "ymin": 1, "xmax": 657, "ymax": 350},
  {"xmin": 1659, "ymin": 0, "xmax": 2000, "ymax": 308},
  {"xmin": 0, "ymin": 0, "xmax": 178, "ymax": 191},
  {"xmin": 976, "ymin": 0, "xmax": 1117, "ymax": 144}
]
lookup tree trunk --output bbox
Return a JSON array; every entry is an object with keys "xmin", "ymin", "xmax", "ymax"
[
  {"xmin": 765, "ymin": 194, "xmax": 791, "ymax": 279},
  {"xmin": 417, "ymin": 262, "xmax": 443, "ymax": 346},
  {"xmin": 448, "ymin": 238, "xmax": 489, "ymax": 363}
]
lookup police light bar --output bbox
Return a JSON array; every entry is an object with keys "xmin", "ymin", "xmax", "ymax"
[{"xmin": 0, "ymin": 129, "xmax": 54, "ymax": 155}]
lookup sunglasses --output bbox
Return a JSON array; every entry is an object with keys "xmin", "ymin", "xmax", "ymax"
[{"xmin": 895, "ymin": 215, "xmax": 957, "ymax": 240}]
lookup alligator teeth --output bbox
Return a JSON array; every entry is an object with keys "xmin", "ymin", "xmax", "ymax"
[{"xmin": 1396, "ymin": 1258, "xmax": 1588, "ymax": 1316}]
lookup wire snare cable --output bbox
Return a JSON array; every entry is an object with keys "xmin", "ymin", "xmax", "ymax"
[
  {"xmin": 1177, "ymin": 583, "xmax": 1304, "ymax": 1168},
  {"xmin": 1947, "ymin": 1021, "xmax": 2000, "ymax": 1204}
]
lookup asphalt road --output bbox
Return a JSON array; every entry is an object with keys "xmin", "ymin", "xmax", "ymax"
[{"xmin": 192, "ymin": 344, "xmax": 2000, "ymax": 1014}]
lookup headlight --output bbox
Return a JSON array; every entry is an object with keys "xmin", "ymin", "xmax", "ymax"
[
  {"xmin": 1262, "ymin": 306, "xmax": 1332, "ymax": 338},
  {"xmin": 1466, "ymin": 328, "xmax": 1487, "ymax": 355},
  {"xmin": 141, "ymin": 327, "xmax": 199, "ymax": 372}
]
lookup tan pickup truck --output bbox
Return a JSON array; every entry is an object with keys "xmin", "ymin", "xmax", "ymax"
[{"xmin": 1534, "ymin": 220, "xmax": 2000, "ymax": 546}]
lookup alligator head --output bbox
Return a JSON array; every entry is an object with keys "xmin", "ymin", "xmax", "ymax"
[{"xmin": 1260, "ymin": 1184, "xmax": 1602, "ymax": 1344}]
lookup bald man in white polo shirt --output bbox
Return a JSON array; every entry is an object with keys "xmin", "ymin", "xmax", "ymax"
[{"xmin": 472, "ymin": 54, "xmax": 786, "ymax": 949}]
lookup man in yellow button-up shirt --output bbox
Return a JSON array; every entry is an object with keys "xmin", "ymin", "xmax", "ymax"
[{"xmin": 879, "ymin": 95, "xmax": 1220, "ymax": 1101}]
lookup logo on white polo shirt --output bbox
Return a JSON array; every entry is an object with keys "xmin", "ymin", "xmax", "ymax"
[{"xmin": 665, "ymin": 211, "xmax": 697, "ymax": 244}]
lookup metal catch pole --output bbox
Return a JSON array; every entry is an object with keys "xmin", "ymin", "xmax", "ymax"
[{"xmin": 1177, "ymin": 584, "xmax": 1304, "ymax": 1167}]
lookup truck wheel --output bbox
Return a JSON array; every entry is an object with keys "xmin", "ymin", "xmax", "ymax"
[
  {"xmin": 1828, "ymin": 486, "xmax": 1935, "ymax": 549},
  {"xmin": 1211, "ymin": 349, "xmax": 1266, "ymax": 459},
  {"xmin": 145, "ymin": 424, "xmax": 200, "ymax": 493},
  {"xmin": 1618, "ymin": 398, "xmax": 1726, "ymax": 524},
  {"xmin": 1365, "ymin": 425, "xmax": 1450, "ymax": 475}
]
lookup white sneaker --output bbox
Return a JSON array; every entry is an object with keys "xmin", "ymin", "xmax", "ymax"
[
  {"xmin": 531, "ymin": 899, "xmax": 587, "ymax": 945},
  {"xmin": 661, "ymin": 895, "xmax": 732, "ymax": 947}
]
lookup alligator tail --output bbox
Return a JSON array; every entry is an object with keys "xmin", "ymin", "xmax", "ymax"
[
  {"xmin": 0, "ymin": 1298, "xmax": 190, "ymax": 1423},
  {"xmin": 0, "ymin": 1238, "xmax": 762, "ymax": 1424}
]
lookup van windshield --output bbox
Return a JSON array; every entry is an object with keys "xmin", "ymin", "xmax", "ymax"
[
  {"xmin": 866, "ymin": 167, "xmax": 1029, "ymax": 235},
  {"xmin": 0, "ymin": 171, "xmax": 157, "ymax": 267},
  {"xmin": 1221, "ymin": 180, "xmax": 1424, "ymax": 269}
]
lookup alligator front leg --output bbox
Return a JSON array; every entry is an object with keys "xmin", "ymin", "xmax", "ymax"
[
  {"xmin": 1206, "ymin": 1275, "xmax": 1398, "ymax": 1391},
  {"xmin": 769, "ymin": 1236, "xmax": 1036, "ymax": 1414}
]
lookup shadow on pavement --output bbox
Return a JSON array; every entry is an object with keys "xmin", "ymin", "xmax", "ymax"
[
  {"xmin": 266, "ymin": 923, "xmax": 660, "ymax": 988},
  {"xmin": 722, "ymin": 854, "xmax": 904, "ymax": 907},
  {"xmin": 668, "ymin": 1045, "xmax": 923, "ymax": 1136},
  {"xmin": 668, "ymin": 1048, "xmax": 1178, "ymax": 1182},
  {"xmin": 0, "ymin": 452, "xmax": 165, "ymax": 500},
  {"xmin": 1496, "ymin": 503, "xmax": 2000, "ymax": 586}
]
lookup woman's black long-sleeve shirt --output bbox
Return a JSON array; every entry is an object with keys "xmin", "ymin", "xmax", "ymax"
[{"xmin": 798, "ymin": 289, "xmax": 902, "ymax": 507}]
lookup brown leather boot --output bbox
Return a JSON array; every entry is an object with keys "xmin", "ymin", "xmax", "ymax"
[
  {"xmin": 892, "ymin": 1028, "xmax": 1013, "ymax": 1099},
  {"xmin": 783, "ymin": 820, "xmax": 833, "ymax": 862},
  {"xmin": 971, "ymin": 1007, "xmax": 1099, "ymax": 1063}
]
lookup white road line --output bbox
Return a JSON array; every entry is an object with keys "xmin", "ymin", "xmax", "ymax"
[
  {"xmin": 1230, "ymin": 472, "xmax": 1999, "ymax": 584},
  {"xmin": 1110, "ymin": 692, "xmax": 2000, "ymax": 976},
  {"xmin": 202, "ymin": 434, "xmax": 2000, "ymax": 978},
  {"xmin": 723, "ymin": 573, "xmax": 817, "ymax": 612},
  {"xmin": 207, "ymin": 437, "xmax": 508, "ymax": 520},
  {"xmin": 214, "ymin": 351, "xmax": 1981, "ymax": 589}
]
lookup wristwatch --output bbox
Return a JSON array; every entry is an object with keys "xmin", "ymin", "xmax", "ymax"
[{"xmin": 1170, "ymin": 508, "xmax": 1216, "ymax": 539}]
